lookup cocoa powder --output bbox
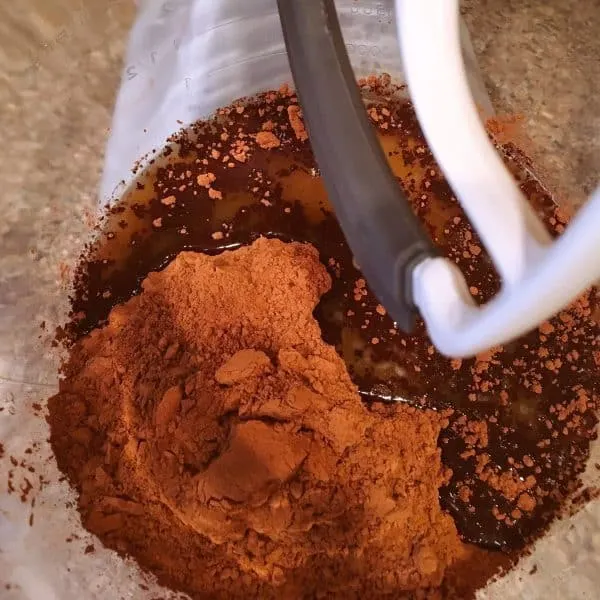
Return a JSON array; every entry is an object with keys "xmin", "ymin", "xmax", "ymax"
[{"xmin": 48, "ymin": 238, "xmax": 499, "ymax": 598}]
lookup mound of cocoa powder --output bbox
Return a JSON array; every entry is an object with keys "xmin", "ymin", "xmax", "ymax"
[{"xmin": 48, "ymin": 237, "xmax": 502, "ymax": 598}]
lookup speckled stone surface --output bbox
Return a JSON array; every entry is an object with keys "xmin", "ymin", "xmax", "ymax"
[
  {"xmin": 0, "ymin": 0, "xmax": 135, "ymax": 388},
  {"xmin": 0, "ymin": 1, "xmax": 599, "ymax": 599},
  {"xmin": 463, "ymin": 0, "xmax": 600, "ymax": 205}
]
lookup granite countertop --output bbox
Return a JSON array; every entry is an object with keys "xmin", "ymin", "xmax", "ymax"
[
  {"xmin": 0, "ymin": 2, "xmax": 599, "ymax": 598},
  {"xmin": 463, "ymin": 0, "xmax": 600, "ymax": 205}
]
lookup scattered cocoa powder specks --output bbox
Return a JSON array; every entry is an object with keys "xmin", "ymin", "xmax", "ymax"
[
  {"xmin": 197, "ymin": 173, "xmax": 216, "ymax": 188},
  {"xmin": 279, "ymin": 82, "xmax": 293, "ymax": 96},
  {"xmin": 458, "ymin": 485, "xmax": 472, "ymax": 503},
  {"xmin": 161, "ymin": 195, "xmax": 176, "ymax": 206},
  {"xmin": 255, "ymin": 131, "xmax": 281, "ymax": 149},
  {"xmin": 517, "ymin": 493, "xmax": 536, "ymax": 512},
  {"xmin": 368, "ymin": 107, "xmax": 380, "ymax": 122},
  {"xmin": 231, "ymin": 140, "xmax": 250, "ymax": 163},
  {"xmin": 287, "ymin": 104, "xmax": 308, "ymax": 141}
]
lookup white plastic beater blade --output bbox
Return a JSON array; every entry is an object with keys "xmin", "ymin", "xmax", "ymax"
[{"xmin": 396, "ymin": 0, "xmax": 600, "ymax": 358}]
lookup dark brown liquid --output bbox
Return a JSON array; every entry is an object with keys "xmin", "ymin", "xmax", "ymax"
[{"xmin": 68, "ymin": 93, "xmax": 598, "ymax": 553}]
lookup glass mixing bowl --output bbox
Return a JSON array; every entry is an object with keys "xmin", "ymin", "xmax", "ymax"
[{"xmin": 0, "ymin": 1, "xmax": 598, "ymax": 598}]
